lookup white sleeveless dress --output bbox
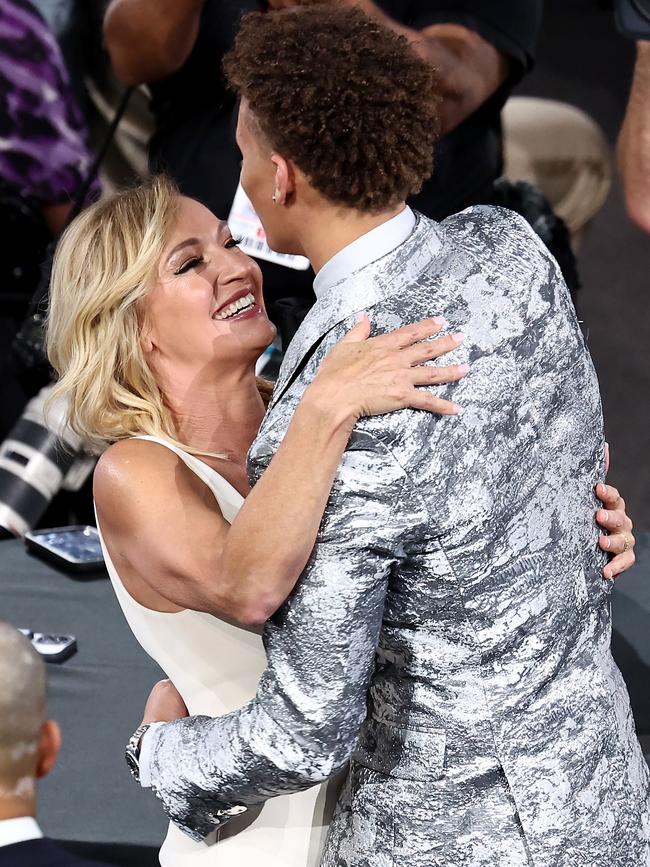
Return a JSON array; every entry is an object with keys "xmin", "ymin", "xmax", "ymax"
[{"xmin": 94, "ymin": 436, "xmax": 336, "ymax": 867}]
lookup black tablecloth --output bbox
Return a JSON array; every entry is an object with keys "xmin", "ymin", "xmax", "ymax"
[
  {"xmin": 0, "ymin": 539, "xmax": 167, "ymax": 866},
  {"xmin": 1, "ymin": 534, "xmax": 649, "ymax": 866}
]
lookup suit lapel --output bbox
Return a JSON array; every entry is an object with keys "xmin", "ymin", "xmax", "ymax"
[{"xmin": 268, "ymin": 213, "xmax": 445, "ymax": 412}]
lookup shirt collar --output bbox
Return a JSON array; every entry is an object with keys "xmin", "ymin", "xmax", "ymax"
[
  {"xmin": 313, "ymin": 206, "xmax": 416, "ymax": 298},
  {"xmin": 0, "ymin": 817, "xmax": 43, "ymax": 848}
]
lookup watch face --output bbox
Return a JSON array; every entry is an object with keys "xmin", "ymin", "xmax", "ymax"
[
  {"xmin": 125, "ymin": 749, "xmax": 139, "ymax": 777},
  {"xmin": 125, "ymin": 724, "xmax": 149, "ymax": 781}
]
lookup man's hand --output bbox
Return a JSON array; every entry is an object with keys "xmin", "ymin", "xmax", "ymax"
[
  {"xmin": 141, "ymin": 679, "xmax": 189, "ymax": 726},
  {"xmin": 595, "ymin": 483, "xmax": 636, "ymax": 580}
]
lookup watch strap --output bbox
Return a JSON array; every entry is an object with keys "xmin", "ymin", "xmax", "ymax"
[{"xmin": 125, "ymin": 722, "xmax": 151, "ymax": 783}]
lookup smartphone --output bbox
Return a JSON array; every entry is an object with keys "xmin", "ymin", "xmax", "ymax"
[
  {"xmin": 24, "ymin": 525, "xmax": 105, "ymax": 573},
  {"xmin": 17, "ymin": 629, "xmax": 77, "ymax": 663}
]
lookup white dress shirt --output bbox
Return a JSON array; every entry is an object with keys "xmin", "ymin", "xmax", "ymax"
[
  {"xmin": 0, "ymin": 816, "xmax": 43, "ymax": 848},
  {"xmin": 313, "ymin": 206, "xmax": 416, "ymax": 299}
]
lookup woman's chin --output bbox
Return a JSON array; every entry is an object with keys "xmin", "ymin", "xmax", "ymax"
[
  {"xmin": 209, "ymin": 312, "xmax": 277, "ymax": 357},
  {"xmin": 239, "ymin": 307, "xmax": 277, "ymax": 347}
]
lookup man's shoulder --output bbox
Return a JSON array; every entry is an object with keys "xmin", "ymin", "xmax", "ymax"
[
  {"xmin": 439, "ymin": 204, "xmax": 541, "ymax": 250},
  {"xmin": 312, "ymin": 205, "xmax": 553, "ymax": 340},
  {"xmin": 432, "ymin": 204, "xmax": 557, "ymax": 288}
]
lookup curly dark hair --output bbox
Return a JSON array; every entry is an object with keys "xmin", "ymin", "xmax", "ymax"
[{"xmin": 224, "ymin": 4, "xmax": 440, "ymax": 212}]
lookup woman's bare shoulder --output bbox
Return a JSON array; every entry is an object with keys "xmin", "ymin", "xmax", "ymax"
[
  {"xmin": 94, "ymin": 439, "xmax": 191, "ymax": 524},
  {"xmin": 95, "ymin": 437, "xmax": 182, "ymax": 484}
]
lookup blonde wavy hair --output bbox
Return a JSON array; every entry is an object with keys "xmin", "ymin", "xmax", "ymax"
[{"xmin": 46, "ymin": 175, "xmax": 272, "ymax": 454}]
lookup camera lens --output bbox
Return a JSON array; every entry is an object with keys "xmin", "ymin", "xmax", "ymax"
[{"xmin": 0, "ymin": 385, "xmax": 92, "ymax": 536}]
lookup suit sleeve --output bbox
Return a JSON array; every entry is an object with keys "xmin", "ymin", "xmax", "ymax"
[{"xmin": 144, "ymin": 433, "xmax": 428, "ymax": 840}]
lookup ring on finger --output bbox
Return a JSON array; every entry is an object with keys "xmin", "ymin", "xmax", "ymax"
[{"xmin": 621, "ymin": 533, "xmax": 631, "ymax": 553}]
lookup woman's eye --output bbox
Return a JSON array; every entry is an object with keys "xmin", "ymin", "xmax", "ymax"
[
  {"xmin": 175, "ymin": 255, "xmax": 204, "ymax": 275},
  {"xmin": 225, "ymin": 236, "xmax": 242, "ymax": 249}
]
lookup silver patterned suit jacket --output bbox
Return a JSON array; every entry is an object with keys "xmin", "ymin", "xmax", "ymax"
[{"xmin": 146, "ymin": 207, "xmax": 650, "ymax": 866}]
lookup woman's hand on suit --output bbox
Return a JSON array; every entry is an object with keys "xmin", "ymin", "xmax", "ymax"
[
  {"xmin": 311, "ymin": 314, "xmax": 468, "ymax": 424},
  {"xmin": 596, "ymin": 483, "xmax": 636, "ymax": 580}
]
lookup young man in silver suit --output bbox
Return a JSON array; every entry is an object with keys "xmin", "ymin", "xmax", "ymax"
[{"xmin": 127, "ymin": 7, "xmax": 649, "ymax": 864}]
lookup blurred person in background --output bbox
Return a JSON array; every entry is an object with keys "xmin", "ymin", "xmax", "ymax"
[
  {"xmin": 29, "ymin": 0, "xmax": 83, "ymax": 102},
  {"xmin": 0, "ymin": 0, "xmax": 97, "ymax": 237},
  {"xmin": 0, "ymin": 0, "xmax": 98, "ymax": 439},
  {"xmin": 618, "ymin": 41, "xmax": 650, "ymax": 234},
  {"xmin": 103, "ymin": 0, "xmax": 546, "ymax": 346},
  {"xmin": 0, "ymin": 622, "xmax": 110, "ymax": 867}
]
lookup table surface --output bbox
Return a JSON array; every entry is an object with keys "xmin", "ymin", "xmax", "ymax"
[
  {"xmin": 0, "ymin": 538, "xmax": 168, "ymax": 854},
  {"xmin": 1, "ymin": 533, "xmax": 649, "ymax": 862}
]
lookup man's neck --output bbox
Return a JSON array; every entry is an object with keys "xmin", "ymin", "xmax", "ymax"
[
  {"xmin": 0, "ymin": 796, "xmax": 36, "ymax": 822},
  {"xmin": 299, "ymin": 202, "xmax": 405, "ymax": 274}
]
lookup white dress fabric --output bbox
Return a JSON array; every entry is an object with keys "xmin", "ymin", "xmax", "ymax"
[{"xmin": 95, "ymin": 435, "xmax": 335, "ymax": 866}]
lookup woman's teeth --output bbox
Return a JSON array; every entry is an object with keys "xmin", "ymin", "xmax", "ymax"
[{"xmin": 213, "ymin": 292, "xmax": 256, "ymax": 321}]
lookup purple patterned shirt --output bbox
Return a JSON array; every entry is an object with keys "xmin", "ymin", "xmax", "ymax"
[{"xmin": 0, "ymin": 0, "xmax": 98, "ymax": 204}]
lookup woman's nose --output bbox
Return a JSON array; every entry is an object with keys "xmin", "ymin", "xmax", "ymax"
[{"xmin": 220, "ymin": 253, "xmax": 256, "ymax": 285}]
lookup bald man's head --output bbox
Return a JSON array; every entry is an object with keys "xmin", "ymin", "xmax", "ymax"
[{"xmin": 0, "ymin": 623, "xmax": 48, "ymax": 798}]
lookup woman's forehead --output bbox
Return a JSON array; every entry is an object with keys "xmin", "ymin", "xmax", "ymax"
[{"xmin": 170, "ymin": 196, "xmax": 225, "ymax": 241}]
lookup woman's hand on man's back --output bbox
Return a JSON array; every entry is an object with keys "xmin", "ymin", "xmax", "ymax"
[{"xmin": 310, "ymin": 314, "xmax": 469, "ymax": 428}]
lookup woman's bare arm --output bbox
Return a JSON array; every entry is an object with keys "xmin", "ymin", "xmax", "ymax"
[{"xmin": 94, "ymin": 319, "xmax": 466, "ymax": 625}]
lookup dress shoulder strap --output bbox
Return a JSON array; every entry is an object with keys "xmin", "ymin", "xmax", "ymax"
[{"xmin": 132, "ymin": 434, "xmax": 208, "ymax": 476}]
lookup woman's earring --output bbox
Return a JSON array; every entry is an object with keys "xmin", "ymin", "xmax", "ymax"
[{"xmin": 272, "ymin": 193, "xmax": 277, "ymax": 203}]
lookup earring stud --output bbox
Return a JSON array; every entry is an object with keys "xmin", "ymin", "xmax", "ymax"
[{"xmin": 272, "ymin": 193, "xmax": 277, "ymax": 203}]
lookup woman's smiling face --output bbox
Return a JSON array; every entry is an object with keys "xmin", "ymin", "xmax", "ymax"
[{"xmin": 141, "ymin": 196, "xmax": 276, "ymax": 378}]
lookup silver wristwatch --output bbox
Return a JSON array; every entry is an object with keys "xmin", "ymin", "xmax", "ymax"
[{"xmin": 125, "ymin": 722, "xmax": 151, "ymax": 783}]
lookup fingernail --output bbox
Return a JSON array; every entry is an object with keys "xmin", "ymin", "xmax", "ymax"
[
  {"xmin": 600, "ymin": 510, "xmax": 609, "ymax": 522},
  {"xmin": 597, "ymin": 483, "xmax": 606, "ymax": 496},
  {"xmin": 433, "ymin": 316, "xmax": 447, "ymax": 325},
  {"xmin": 452, "ymin": 332, "xmax": 465, "ymax": 342},
  {"xmin": 453, "ymin": 403, "xmax": 464, "ymax": 415},
  {"xmin": 602, "ymin": 537, "xmax": 611, "ymax": 550},
  {"xmin": 604, "ymin": 569, "xmax": 613, "ymax": 581},
  {"xmin": 355, "ymin": 311, "xmax": 367, "ymax": 323},
  {"xmin": 458, "ymin": 363, "xmax": 470, "ymax": 374}
]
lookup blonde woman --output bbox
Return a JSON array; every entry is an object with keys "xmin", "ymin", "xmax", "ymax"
[{"xmin": 45, "ymin": 175, "xmax": 472, "ymax": 865}]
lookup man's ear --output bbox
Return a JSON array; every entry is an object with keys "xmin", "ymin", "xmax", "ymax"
[
  {"xmin": 270, "ymin": 153, "xmax": 295, "ymax": 205},
  {"xmin": 35, "ymin": 720, "xmax": 61, "ymax": 780}
]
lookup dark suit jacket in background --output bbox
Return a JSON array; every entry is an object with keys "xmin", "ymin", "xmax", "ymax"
[{"xmin": 0, "ymin": 837, "xmax": 112, "ymax": 867}]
